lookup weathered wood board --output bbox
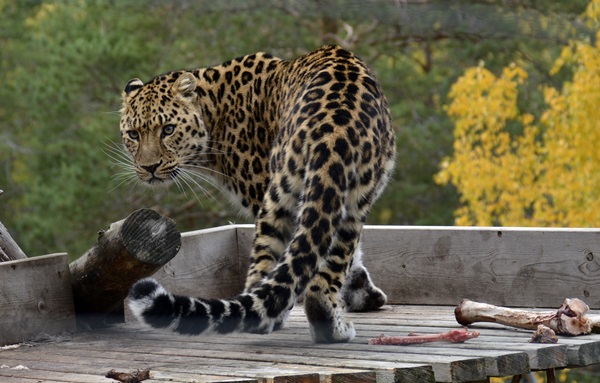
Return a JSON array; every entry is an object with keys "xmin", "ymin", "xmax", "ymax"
[
  {"xmin": 359, "ymin": 226, "xmax": 600, "ymax": 308},
  {"xmin": 233, "ymin": 225, "xmax": 600, "ymax": 308},
  {"xmin": 151, "ymin": 226, "xmax": 246, "ymax": 299},
  {"xmin": 5, "ymin": 305, "xmax": 600, "ymax": 383},
  {"xmin": 0, "ymin": 253, "xmax": 76, "ymax": 346}
]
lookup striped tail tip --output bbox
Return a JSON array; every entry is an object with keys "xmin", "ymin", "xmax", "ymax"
[
  {"xmin": 128, "ymin": 278, "xmax": 252, "ymax": 335},
  {"xmin": 128, "ymin": 278, "xmax": 178, "ymax": 330}
]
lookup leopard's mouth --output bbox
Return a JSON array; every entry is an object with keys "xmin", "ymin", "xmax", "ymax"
[
  {"xmin": 137, "ymin": 165, "xmax": 179, "ymax": 185},
  {"xmin": 139, "ymin": 172, "xmax": 174, "ymax": 186},
  {"xmin": 146, "ymin": 176, "xmax": 170, "ymax": 185}
]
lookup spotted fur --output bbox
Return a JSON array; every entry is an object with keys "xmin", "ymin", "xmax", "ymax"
[{"xmin": 121, "ymin": 46, "xmax": 396, "ymax": 343}]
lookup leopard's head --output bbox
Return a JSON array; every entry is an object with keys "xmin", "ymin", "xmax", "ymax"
[{"xmin": 119, "ymin": 71, "xmax": 209, "ymax": 185}]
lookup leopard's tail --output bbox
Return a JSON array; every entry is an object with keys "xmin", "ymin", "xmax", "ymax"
[{"xmin": 128, "ymin": 278, "xmax": 288, "ymax": 335}]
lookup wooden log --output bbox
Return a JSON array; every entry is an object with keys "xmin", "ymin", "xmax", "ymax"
[
  {"xmin": 70, "ymin": 208, "xmax": 181, "ymax": 327},
  {"xmin": 0, "ymin": 219, "xmax": 28, "ymax": 262}
]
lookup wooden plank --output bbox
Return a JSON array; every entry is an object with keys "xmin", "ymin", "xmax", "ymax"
[
  {"xmin": 236, "ymin": 225, "xmax": 254, "ymax": 275},
  {"xmin": 150, "ymin": 366, "xmax": 319, "ymax": 383},
  {"xmin": 71, "ymin": 326, "xmax": 467, "ymax": 382},
  {"xmin": 2, "ymin": 319, "xmax": 434, "ymax": 382},
  {"xmin": 154, "ymin": 368, "xmax": 292, "ymax": 383},
  {"xmin": 8, "ymin": 302, "xmax": 600, "ymax": 382},
  {"xmin": 364, "ymin": 343, "xmax": 527, "ymax": 377},
  {"xmin": 359, "ymin": 226, "xmax": 600, "ymax": 308},
  {"xmin": 0, "ymin": 377, "xmax": 71, "ymax": 383},
  {"xmin": 0, "ymin": 367, "xmax": 114, "ymax": 383},
  {"xmin": 1, "ymin": 356, "xmax": 258, "ymax": 383},
  {"xmin": 327, "ymin": 371, "xmax": 377, "ymax": 383},
  {"xmin": 2, "ymin": 350, "xmax": 322, "ymax": 383},
  {"xmin": 153, "ymin": 225, "xmax": 244, "ymax": 299},
  {"xmin": 231, "ymin": 225, "xmax": 600, "ymax": 308},
  {"xmin": 94, "ymin": 322, "xmax": 520, "ymax": 378},
  {"xmin": 3, "ymin": 340, "xmax": 353, "ymax": 381},
  {"xmin": 273, "ymin": 308, "xmax": 570, "ymax": 373},
  {"xmin": 0, "ymin": 253, "xmax": 76, "ymax": 346},
  {"xmin": 26, "ymin": 339, "xmax": 430, "ymax": 382},
  {"xmin": 150, "ymin": 371, "xmax": 258, "ymax": 383},
  {"xmin": 566, "ymin": 340, "xmax": 600, "ymax": 367},
  {"xmin": 406, "ymin": 341, "xmax": 566, "ymax": 371}
]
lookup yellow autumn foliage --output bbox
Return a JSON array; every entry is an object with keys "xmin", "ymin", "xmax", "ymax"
[{"xmin": 436, "ymin": 0, "xmax": 600, "ymax": 227}]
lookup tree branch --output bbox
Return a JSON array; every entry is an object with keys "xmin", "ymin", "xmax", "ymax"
[{"xmin": 0, "ymin": 219, "xmax": 28, "ymax": 262}]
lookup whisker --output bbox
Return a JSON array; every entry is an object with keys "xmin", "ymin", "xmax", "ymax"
[
  {"xmin": 179, "ymin": 169, "xmax": 219, "ymax": 202},
  {"xmin": 104, "ymin": 149, "xmax": 133, "ymax": 165},
  {"xmin": 102, "ymin": 142, "xmax": 135, "ymax": 170},
  {"xmin": 103, "ymin": 142, "xmax": 132, "ymax": 159},
  {"xmin": 112, "ymin": 172, "xmax": 135, "ymax": 181},
  {"xmin": 108, "ymin": 174, "xmax": 139, "ymax": 193},
  {"xmin": 99, "ymin": 110, "xmax": 123, "ymax": 117},
  {"xmin": 180, "ymin": 163, "xmax": 232, "ymax": 181},
  {"xmin": 175, "ymin": 172, "xmax": 206, "ymax": 207},
  {"xmin": 101, "ymin": 136, "xmax": 234, "ymax": 210},
  {"xmin": 170, "ymin": 173, "xmax": 189, "ymax": 200},
  {"xmin": 101, "ymin": 138, "xmax": 142, "ymax": 194}
]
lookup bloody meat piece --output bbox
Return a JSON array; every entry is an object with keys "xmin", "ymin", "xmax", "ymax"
[
  {"xmin": 369, "ymin": 328, "xmax": 480, "ymax": 345},
  {"xmin": 530, "ymin": 324, "xmax": 558, "ymax": 344}
]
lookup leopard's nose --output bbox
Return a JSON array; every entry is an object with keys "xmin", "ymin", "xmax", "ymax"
[{"xmin": 141, "ymin": 162, "xmax": 161, "ymax": 174}]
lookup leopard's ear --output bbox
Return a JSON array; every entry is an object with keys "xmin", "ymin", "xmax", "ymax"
[
  {"xmin": 124, "ymin": 78, "xmax": 144, "ymax": 95},
  {"xmin": 173, "ymin": 72, "xmax": 197, "ymax": 100}
]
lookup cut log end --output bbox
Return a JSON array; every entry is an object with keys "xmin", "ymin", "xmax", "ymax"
[{"xmin": 121, "ymin": 208, "xmax": 181, "ymax": 265}]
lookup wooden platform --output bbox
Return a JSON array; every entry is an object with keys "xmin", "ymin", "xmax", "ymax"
[
  {"xmin": 3, "ymin": 224, "xmax": 600, "ymax": 382},
  {"xmin": 3, "ymin": 304, "xmax": 600, "ymax": 383}
]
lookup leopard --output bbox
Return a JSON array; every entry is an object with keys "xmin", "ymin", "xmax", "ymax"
[{"xmin": 121, "ymin": 45, "xmax": 396, "ymax": 343}]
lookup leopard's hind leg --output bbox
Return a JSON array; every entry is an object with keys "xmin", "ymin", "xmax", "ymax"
[
  {"xmin": 342, "ymin": 245, "xmax": 388, "ymax": 312},
  {"xmin": 304, "ymin": 215, "xmax": 363, "ymax": 343}
]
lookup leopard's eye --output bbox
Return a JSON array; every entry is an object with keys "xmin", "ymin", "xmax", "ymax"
[
  {"xmin": 162, "ymin": 124, "xmax": 175, "ymax": 137},
  {"xmin": 127, "ymin": 130, "xmax": 140, "ymax": 140}
]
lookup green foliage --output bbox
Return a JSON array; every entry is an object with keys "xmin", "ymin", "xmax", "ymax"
[{"xmin": 0, "ymin": 0, "xmax": 592, "ymax": 260}]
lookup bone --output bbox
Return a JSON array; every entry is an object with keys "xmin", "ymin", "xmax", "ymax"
[{"xmin": 455, "ymin": 298, "xmax": 600, "ymax": 335}]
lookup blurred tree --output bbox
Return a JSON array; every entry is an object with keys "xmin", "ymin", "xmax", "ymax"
[{"xmin": 437, "ymin": 0, "xmax": 600, "ymax": 227}]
